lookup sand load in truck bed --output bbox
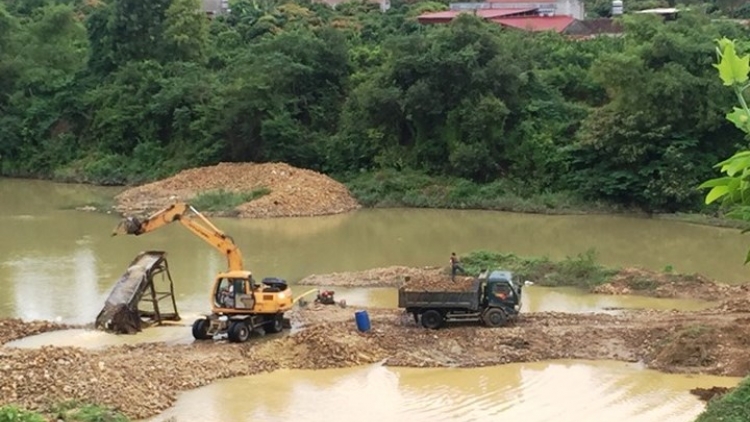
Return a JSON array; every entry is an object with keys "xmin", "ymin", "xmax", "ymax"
[
  {"xmin": 95, "ymin": 251, "xmax": 179, "ymax": 334},
  {"xmin": 400, "ymin": 274, "xmax": 476, "ymax": 292}
]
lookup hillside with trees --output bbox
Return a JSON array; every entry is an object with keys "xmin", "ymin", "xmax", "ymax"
[{"xmin": 0, "ymin": 0, "xmax": 748, "ymax": 213}]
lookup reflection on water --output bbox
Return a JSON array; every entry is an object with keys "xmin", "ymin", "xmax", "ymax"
[
  {"xmin": 521, "ymin": 286, "xmax": 715, "ymax": 313},
  {"xmin": 146, "ymin": 360, "xmax": 741, "ymax": 422},
  {"xmin": 6, "ymin": 247, "xmax": 104, "ymax": 324}
]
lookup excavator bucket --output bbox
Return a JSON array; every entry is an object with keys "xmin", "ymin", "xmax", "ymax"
[{"xmin": 112, "ymin": 216, "xmax": 144, "ymax": 236}]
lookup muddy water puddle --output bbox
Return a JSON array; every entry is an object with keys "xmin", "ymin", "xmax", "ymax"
[
  {"xmin": 307, "ymin": 285, "xmax": 715, "ymax": 313},
  {"xmin": 145, "ymin": 360, "xmax": 741, "ymax": 422},
  {"xmin": 4, "ymin": 326, "xmax": 194, "ymax": 349}
]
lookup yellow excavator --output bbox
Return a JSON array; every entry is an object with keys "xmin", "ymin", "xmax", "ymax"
[{"xmin": 112, "ymin": 202, "xmax": 294, "ymax": 343}]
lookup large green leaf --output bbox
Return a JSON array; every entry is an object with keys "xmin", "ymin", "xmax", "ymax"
[
  {"xmin": 698, "ymin": 177, "xmax": 732, "ymax": 189},
  {"xmin": 714, "ymin": 37, "xmax": 750, "ymax": 87},
  {"xmin": 705, "ymin": 185, "xmax": 729, "ymax": 204},
  {"xmin": 727, "ymin": 107, "xmax": 750, "ymax": 133}
]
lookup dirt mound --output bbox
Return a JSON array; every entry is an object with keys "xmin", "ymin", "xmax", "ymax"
[
  {"xmin": 591, "ymin": 267, "xmax": 747, "ymax": 300},
  {"xmin": 690, "ymin": 386, "xmax": 731, "ymax": 402},
  {"xmin": 113, "ymin": 162, "xmax": 361, "ymax": 218},
  {"xmin": 298, "ymin": 266, "xmax": 446, "ymax": 287},
  {"xmin": 646, "ymin": 320, "xmax": 750, "ymax": 375},
  {"xmin": 717, "ymin": 298, "xmax": 750, "ymax": 313}
]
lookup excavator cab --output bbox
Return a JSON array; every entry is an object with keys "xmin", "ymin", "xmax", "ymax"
[{"xmin": 211, "ymin": 272, "xmax": 293, "ymax": 314}]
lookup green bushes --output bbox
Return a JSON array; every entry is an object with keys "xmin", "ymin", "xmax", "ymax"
[
  {"xmin": 342, "ymin": 169, "xmax": 618, "ymax": 214},
  {"xmin": 460, "ymin": 249, "xmax": 618, "ymax": 289},
  {"xmin": 695, "ymin": 377, "xmax": 750, "ymax": 422},
  {"xmin": 0, "ymin": 406, "xmax": 45, "ymax": 422},
  {"xmin": 0, "ymin": 402, "xmax": 129, "ymax": 422}
]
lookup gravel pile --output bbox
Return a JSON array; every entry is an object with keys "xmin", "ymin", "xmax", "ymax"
[
  {"xmin": 0, "ymin": 319, "xmax": 71, "ymax": 346},
  {"xmin": 591, "ymin": 267, "xmax": 749, "ymax": 301},
  {"xmin": 113, "ymin": 162, "xmax": 361, "ymax": 218}
]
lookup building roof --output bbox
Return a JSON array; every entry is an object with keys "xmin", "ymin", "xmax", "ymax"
[
  {"xmin": 634, "ymin": 7, "xmax": 680, "ymax": 14},
  {"xmin": 491, "ymin": 15, "xmax": 576, "ymax": 32},
  {"xmin": 418, "ymin": 8, "xmax": 536, "ymax": 22}
]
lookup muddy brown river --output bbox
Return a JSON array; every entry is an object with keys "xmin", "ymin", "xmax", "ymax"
[
  {"xmin": 0, "ymin": 178, "xmax": 747, "ymax": 421},
  {"xmin": 143, "ymin": 361, "xmax": 742, "ymax": 422}
]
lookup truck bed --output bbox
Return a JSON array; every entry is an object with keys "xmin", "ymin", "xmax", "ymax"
[{"xmin": 398, "ymin": 280, "xmax": 482, "ymax": 310}]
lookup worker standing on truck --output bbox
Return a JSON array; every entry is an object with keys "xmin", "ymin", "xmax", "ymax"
[{"xmin": 450, "ymin": 252, "xmax": 466, "ymax": 281}]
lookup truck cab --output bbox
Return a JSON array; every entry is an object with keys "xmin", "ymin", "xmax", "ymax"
[{"xmin": 482, "ymin": 270, "xmax": 522, "ymax": 313}]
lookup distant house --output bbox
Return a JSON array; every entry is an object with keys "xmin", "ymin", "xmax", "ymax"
[
  {"xmin": 203, "ymin": 0, "xmax": 230, "ymax": 16},
  {"xmin": 317, "ymin": 0, "xmax": 391, "ymax": 12},
  {"xmin": 417, "ymin": 8, "xmax": 538, "ymax": 24},
  {"xmin": 417, "ymin": 0, "xmax": 624, "ymax": 37},
  {"xmin": 202, "ymin": 0, "xmax": 391, "ymax": 15},
  {"xmin": 450, "ymin": 0, "xmax": 585, "ymax": 20}
]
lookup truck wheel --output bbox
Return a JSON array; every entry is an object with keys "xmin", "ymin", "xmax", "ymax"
[
  {"xmin": 483, "ymin": 308, "xmax": 507, "ymax": 327},
  {"xmin": 265, "ymin": 314, "xmax": 284, "ymax": 334},
  {"xmin": 228, "ymin": 321, "xmax": 250, "ymax": 343},
  {"xmin": 421, "ymin": 310, "xmax": 444, "ymax": 330},
  {"xmin": 192, "ymin": 318, "xmax": 212, "ymax": 340}
]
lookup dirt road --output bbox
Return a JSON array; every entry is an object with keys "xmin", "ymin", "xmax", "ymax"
[{"xmin": 2, "ymin": 302, "xmax": 750, "ymax": 420}]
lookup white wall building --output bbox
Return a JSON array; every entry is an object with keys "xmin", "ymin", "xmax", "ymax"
[{"xmin": 450, "ymin": 0, "xmax": 585, "ymax": 20}]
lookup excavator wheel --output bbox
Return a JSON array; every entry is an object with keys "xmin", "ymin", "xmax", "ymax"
[
  {"xmin": 228, "ymin": 321, "xmax": 250, "ymax": 343},
  {"xmin": 192, "ymin": 318, "xmax": 212, "ymax": 340},
  {"xmin": 265, "ymin": 314, "xmax": 284, "ymax": 334}
]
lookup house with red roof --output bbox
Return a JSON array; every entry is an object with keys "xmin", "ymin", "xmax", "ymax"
[{"xmin": 417, "ymin": 0, "xmax": 623, "ymax": 37}]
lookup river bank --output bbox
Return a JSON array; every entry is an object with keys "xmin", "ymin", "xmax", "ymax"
[
  {"xmin": 1, "ymin": 300, "xmax": 750, "ymax": 421},
  {"xmin": 37, "ymin": 163, "xmax": 741, "ymax": 230},
  {"xmin": 2, "ymin": 263, "xmax": 748, "ymax": 420},
  {"xmin": 299, "ymin": 258, "xmax": 750, "ymax": 302}
]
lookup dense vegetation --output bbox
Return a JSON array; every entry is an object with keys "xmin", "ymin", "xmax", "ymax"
[
  {"xmin": 696, "ymin": 377, "xmax": 750, "ymax": 422},
  {"xmin": 1, "ymin": 0, "xmax": 749, "ymax": 214},
  {"xmin": 693, "ymin": 37, "xmax": 750, "ymax": 422}
]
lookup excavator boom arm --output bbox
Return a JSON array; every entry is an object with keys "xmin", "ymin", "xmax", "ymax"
[{"xmin": 112, "ymin": 203, "xmax": 245, "ymax": 272}]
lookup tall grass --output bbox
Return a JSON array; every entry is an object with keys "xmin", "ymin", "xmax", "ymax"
[{"xmin": 191, "ymin": 188, "xmax": 271, "ymax": 212}]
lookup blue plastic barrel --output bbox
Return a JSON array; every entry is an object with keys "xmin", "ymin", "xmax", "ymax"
[{"xmin": 355, "ymin": 310, "xmax": 371, "ymax": 332}]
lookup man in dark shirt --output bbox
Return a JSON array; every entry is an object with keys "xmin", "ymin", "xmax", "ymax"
[{"xmin": 450, "ymin": 252, "xmax": 466, "ymax": 281}]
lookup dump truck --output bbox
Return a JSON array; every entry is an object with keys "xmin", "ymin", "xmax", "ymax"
[{"xmin": 398, "ymin": 269, "xmax": 522, "ymax": 329}]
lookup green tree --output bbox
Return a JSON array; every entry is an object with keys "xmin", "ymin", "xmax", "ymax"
[
  {"xmin": 109, "ymin": 0, "xmax": 172, "ymax": 65},
  {"xmin": 569, "ymin": 13, "xmax": 744, "ymax": 212},
  {"xmin": 163, "ymin": 0, "xmax": 209, "ymax": 62}
]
